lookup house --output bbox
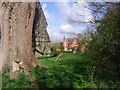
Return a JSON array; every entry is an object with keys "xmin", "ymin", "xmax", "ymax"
[
  {"xmin": 63, "ymin": 37, "xmax": 79, "ymax": 52},
  {"xmin": 63, "ymin": 37, "xmax": 85, "ymax": 53}
]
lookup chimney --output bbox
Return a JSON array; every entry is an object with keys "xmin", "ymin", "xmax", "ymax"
[{"xmin": 63, "ymin": 37, "xmax": 65, "ymax": 41}]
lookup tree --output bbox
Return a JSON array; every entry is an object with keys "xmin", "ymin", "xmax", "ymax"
[
  {"xmin": 0, "ymin": 2, "xmax": 42, "ymax": 79},
  {"xmin": 86, "ymin": 2, "xmax": 120, "ymax": 75},
  {"xmin": 50, "ymin": 41, "xmax": 62, "ymax": 51}
]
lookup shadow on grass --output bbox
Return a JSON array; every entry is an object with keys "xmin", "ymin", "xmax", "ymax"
[
  {"xmin": 31, "ymin": 53, "xmax": 91, "ymax": 88},
  {"xmin": 37, "ymin": 52, "xmax": 60, "ymax": 59},
  {"xmin": 32, "ymin": 52, "xmax": 120, "ymax": 88}
]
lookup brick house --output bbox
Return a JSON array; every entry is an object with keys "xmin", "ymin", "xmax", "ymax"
[
  {"xmin": 63, "ymin": 37, "xmax": 85, "ymax": 52},
  {"xmin": 63, "ymin": 37, "xmax": 79, "ymax": 52}
]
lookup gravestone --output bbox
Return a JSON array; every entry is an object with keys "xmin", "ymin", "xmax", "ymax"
[{"xmin": 55, "ymin": 52, "xmax": 64, "ymax": 62}]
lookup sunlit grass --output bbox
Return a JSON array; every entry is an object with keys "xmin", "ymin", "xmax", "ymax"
[
  {"xmin": 2, "ymin": 52, "xmax": 120, "ymax": 88},
  {"xmin": 32, "ymin": 52, "xmax": 91, "ymax": 88}
]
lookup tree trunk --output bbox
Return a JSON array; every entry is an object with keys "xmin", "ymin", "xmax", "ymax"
[{"xmin": 0, "ymin": 2, "xmax": 39, "ymax": 78}]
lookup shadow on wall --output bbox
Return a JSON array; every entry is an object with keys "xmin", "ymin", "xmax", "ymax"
[{"xmin": 32, "ymin": 3, "xmax": 51, "ymax": 57}]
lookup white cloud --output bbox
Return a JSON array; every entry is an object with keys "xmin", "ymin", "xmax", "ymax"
[
  {"xmin": 42, "ymin": 3, "xmax": 54, "ymax": 20},
  {"xmin": 47, "ymin": 26, "xmax": 64, "ymax": 41},
  {"xmin": 43, "ymin": 2, "xmax": 94, "ymax": 41},
  {"xmin": 60, "ymin": 24, "xmax": 74, "ymax": 33},
  {"xmin": 47, "ymin": 25, "xmax": 81, "ymax": 41},
  {"xmin": 57, "ymin": 1, "xmax": 94, "ymax": 23},
  {"xmin": 60, "ymin": 23, "xmax": 88, "ymax": 34}
]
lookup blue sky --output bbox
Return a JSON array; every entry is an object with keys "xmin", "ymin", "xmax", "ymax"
[
  {"xmin": 41, "ymin": 2, "xmax": 63, "ymax": 26},
  {"xmin": 40, "ymin": 2, "xmax": 94, "ymax": 41}
]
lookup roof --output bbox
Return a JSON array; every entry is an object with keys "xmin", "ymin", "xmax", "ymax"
[{"xmin": 64, "ymin": 38, "xmax": 78, "ymax": 44}]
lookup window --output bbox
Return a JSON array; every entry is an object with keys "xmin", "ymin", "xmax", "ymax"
[
  {"xmin": 74, "ymin": 42, "xmax": 77, "ymax": 46},
  {"xmin": 65, "ymin": 43, "xmax": 68, "ymax": 46}
]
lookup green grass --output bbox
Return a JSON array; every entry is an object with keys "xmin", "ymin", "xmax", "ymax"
[
  {"xmin": 31, "ymin": 52, "xmax": 120, "ymax": 88},
  {"xmin": 2, "ymin": 52, "xmax": 120, "ymax": 88},
  {"xmin": 31, "ymin": 52, "xmax": 92, "ymax": 88},
  {"xmin": 2, "ymin": 70, "xmax": 32, "ymax": 88},
  {"xmin": 37, "ymin": 52, "xmax": 61, "ymax": 67}
]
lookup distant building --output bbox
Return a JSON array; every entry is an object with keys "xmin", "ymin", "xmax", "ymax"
[
  {"xmin": 63, "ymin": 37, "xmax": 85, "ymax": 53},
  {"xmin": 63, "ymin": 37, "xmax": 79, "ymax": 52}
]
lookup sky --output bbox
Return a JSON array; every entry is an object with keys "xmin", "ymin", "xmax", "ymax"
[{"xmin": 40, "ymin": 1, "xmax": 94, "ymax": 41}]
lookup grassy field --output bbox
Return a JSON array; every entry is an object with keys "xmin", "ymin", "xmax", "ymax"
[
  {"xmin": 2, "ymin": 52, "xmax": 120, "ymax": 88},
  {"xmin": 37, "ymin": 52, "xmax": 88, "ymax": 66},
  {"xmin": 32, "ymin": 52, "xmax": 120, "ymax": 88},
  {"xmin": 31, "ymin": 52, "xmax": 92, "ymax": 88}
]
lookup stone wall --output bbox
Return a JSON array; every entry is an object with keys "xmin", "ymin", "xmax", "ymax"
[{"xmin": 32, "ymin": 2, "xmax": 51, "ymax": 57}]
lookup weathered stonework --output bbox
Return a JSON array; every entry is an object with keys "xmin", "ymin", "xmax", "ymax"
[{"xmin": 32, "ymin": 2, "xmax": 51, "ymax": 57}]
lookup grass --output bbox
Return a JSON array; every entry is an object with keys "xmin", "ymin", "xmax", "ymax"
[
  {"xmin": 31, "ymin": 52, "xmax": 92, "ymax": 88},
  {"xmin": 2, "ymin": 52, "xmax": 120, "ymax": 88},
  {"xmin": 2, "ymin": 70, "xmax": 32, "ymax": 88},
  {"xmin": 37, "ymin": 52, "xmax": 61, "ymax": 67},
  {"xmin": 31, "ymin": 52, "xmax": 120, "ymax": 88}
]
